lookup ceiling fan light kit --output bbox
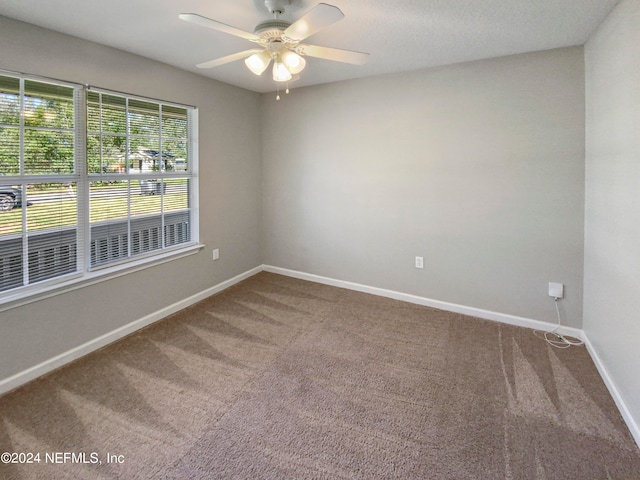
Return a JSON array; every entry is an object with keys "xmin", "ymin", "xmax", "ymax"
[
  {"xmin": 245, "ymin": 50, "xmax": 272, "ymax": 75},
  {"xmin": 273, "ymin": 60, "xmax": 292, "ymax": 82},
  {"xmin": 179, "ymin": 0, "xmax": 369, "ymax": 98},
  {"xmin": 281, "ymin": 50, "xmax": 306, "ymax": 74}
]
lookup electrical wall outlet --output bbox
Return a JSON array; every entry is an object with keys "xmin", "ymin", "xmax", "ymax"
[
  {"xmin": 415, "ymin": 256, "xmax": 424, "ymax": 269},
  {"xmin": 212, "ymin": 248, "xmax": 220, "ymax": 261},
  {"xmin": 548, "ymin": 282, "xmax": 564, "ymax": 299}
]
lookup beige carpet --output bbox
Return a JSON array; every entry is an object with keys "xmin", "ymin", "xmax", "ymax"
[{"xmin": 0, "ymin": 272, "xmax": 638, "ymax": 479}]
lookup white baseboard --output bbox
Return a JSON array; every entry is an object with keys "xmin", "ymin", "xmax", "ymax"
[
  {"xmin": 583, "ymin": 335, "xmax": 640, "ymax": 448},
  {"xmin": 263, "ymin": 265, "xmax": 583, "ymax": 339},
  {"xmin": 0, "ymin": 266, "xmax": 262, "ymax": 396}
]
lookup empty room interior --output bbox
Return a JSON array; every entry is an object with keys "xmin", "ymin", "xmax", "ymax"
[{"xmin": 0, "ymin": 0, "xmax": 639, "ymax": 478}]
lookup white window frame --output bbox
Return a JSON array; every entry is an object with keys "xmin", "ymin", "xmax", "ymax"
[{"xmin": 0, "ymin": 71, "xmax": 201, "ymax": 311}]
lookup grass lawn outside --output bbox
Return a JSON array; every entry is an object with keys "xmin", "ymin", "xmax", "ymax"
[{"xmin": 0, "ymin": 182, "xmax": 188, "ymax": 236}]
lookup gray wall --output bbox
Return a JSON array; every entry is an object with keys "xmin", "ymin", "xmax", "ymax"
[
  {"xmin": 0, "ymin": 17, "xmax": 263, "ymax": 380},
  {"xmin": 262, "ymin": 47, "xmax": 585, "ymax": 327},
  {"xmin": 584, "ymin": 0, "xmax": 640, "ymax": 434}
]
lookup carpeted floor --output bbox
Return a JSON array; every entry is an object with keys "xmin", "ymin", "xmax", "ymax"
[{"xmin": 1, "ymin": 272, "xmax": 639, "ymax": 479}]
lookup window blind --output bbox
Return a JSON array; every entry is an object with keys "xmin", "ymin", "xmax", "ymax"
[
  {"xmin": 0, "ymin": 73, "xmax": 81, "ymax": 293},
  {"xmin": 86, "ymin": 89, "xmax": 194, "ymax": 268},
  {"xmin": 0, "ymin": 72, "xmax": 198, "ymax": 300}
]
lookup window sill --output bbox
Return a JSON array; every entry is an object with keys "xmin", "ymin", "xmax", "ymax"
[{"xmin": 0, "ymin": 243, "xmax": 205, "ymax": 313}]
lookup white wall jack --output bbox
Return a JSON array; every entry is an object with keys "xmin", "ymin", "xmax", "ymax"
[
  {"xmin": 415, "ymin": 256, "xmax": 424, "ymax": 269},
  {"xmin": 548, "ymin": 282, "xmax": 564, "ymax": 299},
  {"xmin": 212, "ymin": 248, "xmax": 220, "ymax": 261}
]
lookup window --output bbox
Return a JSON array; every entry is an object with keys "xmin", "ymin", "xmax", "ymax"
[
  {"xmin": 0, "ymin": 71, "xmax": 198, "ymax": 302},
  {"xmin": 0, "ymin": 75, "xmax": 81, "ymax": 293},
  {"xmin": 86, "ymin": 90, "xmax": 194, "ymax": 268}
]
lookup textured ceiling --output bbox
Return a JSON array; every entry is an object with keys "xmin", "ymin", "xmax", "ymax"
[{"xmin": 0, "ymin": 0, "xmax": 619, "ymax": 93}]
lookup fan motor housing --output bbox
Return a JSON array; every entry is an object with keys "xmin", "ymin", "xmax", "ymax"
[{"xmin": 254, "ymin": 19, "xmax": 291, "ymax": 39}]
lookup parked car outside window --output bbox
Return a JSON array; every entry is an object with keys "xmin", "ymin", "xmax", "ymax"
[{"xmin": 0, "ymin": 185, "xmax": 23, "ymax": 212}]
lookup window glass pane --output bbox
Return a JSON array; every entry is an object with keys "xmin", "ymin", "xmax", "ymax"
[
  {"xmin": 0, "ymin": 241, "xmax": 23, "ymax": 291},
  {"xmin": 162, "ymin": 106, "xmax": 187, "ymax": 138},
  {"xmin": 26, "ymin": 183, "xmax": 77, "ymax": 233},
  {"xmin": 164, "ymin": 178, "xmax": 189, "ymax": 213},
  {"xmin": 24, "ymin": 129, "xmax": 74, "ymax": 174},
  {"xmin": 129, "ymin": 99, "xmax": 159, "ymax": 136},
  {"xmin": 90, "ymin": 181, "xmax": 130, "ymax": 266},
  {"xmin": 163, "ymin": 140, "xmax": 188, "ymax": 172},
  {"xmin": 87, "ymin": 134, "xmax": 101, "ymax": 174},
  {"xmin": 0, "ymin": 180, "xmax": 24, "ymax": 292},
  {"xmin": 131, "ymin": 179, "xmax": 162, "ymax": 255},
  {"xmin": 131, "ymin": 214, "xmax": 162, "ymax": 255},
  {"xmin": 1, "ymin": 76, "xmax": 21, "ymax": 176},
  {"xmin": 0, "ymin": 184, "xmax": 23, "ymax": 231},
  {"xmin": 3, "ymin": 182, "xmax": 81, "ymax": 286},
  {"xmin": 90, "ymin": 181, "xmax": 129, "ymax": 223},
  {"xmin": 165, "ymin": 178, "xmax": 190, "ymax": 247},
  {"xmin": 0, "ymin": 236, "xmax": 23, "ymax": 292},
  {"xmin": 101, "ymin": 94, "xmax": 126, "ymax": 134},
  {"xmin": 133, "ymin": 179, "xmax": 163, "ymax": 216},
  {"xmin": 87, "ymin": 134, "xmax": 127, "ymax": 174},
  {"xmin": 0, "ymin": 126, "xmax": 20, "ymax": 175},
  {"xmin": 87, "ymin": 91, "xmax": 101, "ymax": 132},
  {"xmin": 0, "ymin": 75, "xmax": 20, "ymax": 126},
  {"xmin": 26, "ymin": 183, "xmax": 78, "ymax": 283},
  {"xmin": 129, "ymin": 139, "xmax": 161, "ymax": 173},
  {"xmin": 23, "ymin": 80, "xmax": 74, "ymax": 129},
  {"xmin": 165, "ymin": 213, "xmax": 190, "ymax": 246}
]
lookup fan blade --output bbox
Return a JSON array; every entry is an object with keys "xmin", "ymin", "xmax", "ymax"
[
  {"xmin": 283, "ymin": 3, "xmax": 344, "ymax": 42},
  {"xmin": 295, "ymin": 44, "xmax": 369, "ymax": 65},
  {"xmin": 179, "ymin": 13, "xmax": 260, "ymax": 42},
  {"xmin": 197, "ymin": 49, "xmax": 264, "ymax": 69}
]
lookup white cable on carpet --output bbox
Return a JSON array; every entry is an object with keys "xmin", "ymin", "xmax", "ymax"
[{"xmin": 534, "ymin": 298, "xmax": 584, "ymax": 349}]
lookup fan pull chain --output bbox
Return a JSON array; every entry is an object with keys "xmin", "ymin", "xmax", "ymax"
[{"xmin": 275, "ymin": 83, "xmax": 291, "ymax": 101}]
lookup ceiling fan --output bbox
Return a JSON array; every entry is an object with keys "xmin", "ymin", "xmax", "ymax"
[{"xmin": 179, "ymin": 0, "xmax": 369, "ymax": 84}]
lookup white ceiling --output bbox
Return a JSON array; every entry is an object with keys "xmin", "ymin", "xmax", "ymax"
[{"xmin": 0, "ymin": 0, "xmax": 619, "ymax": 93}]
